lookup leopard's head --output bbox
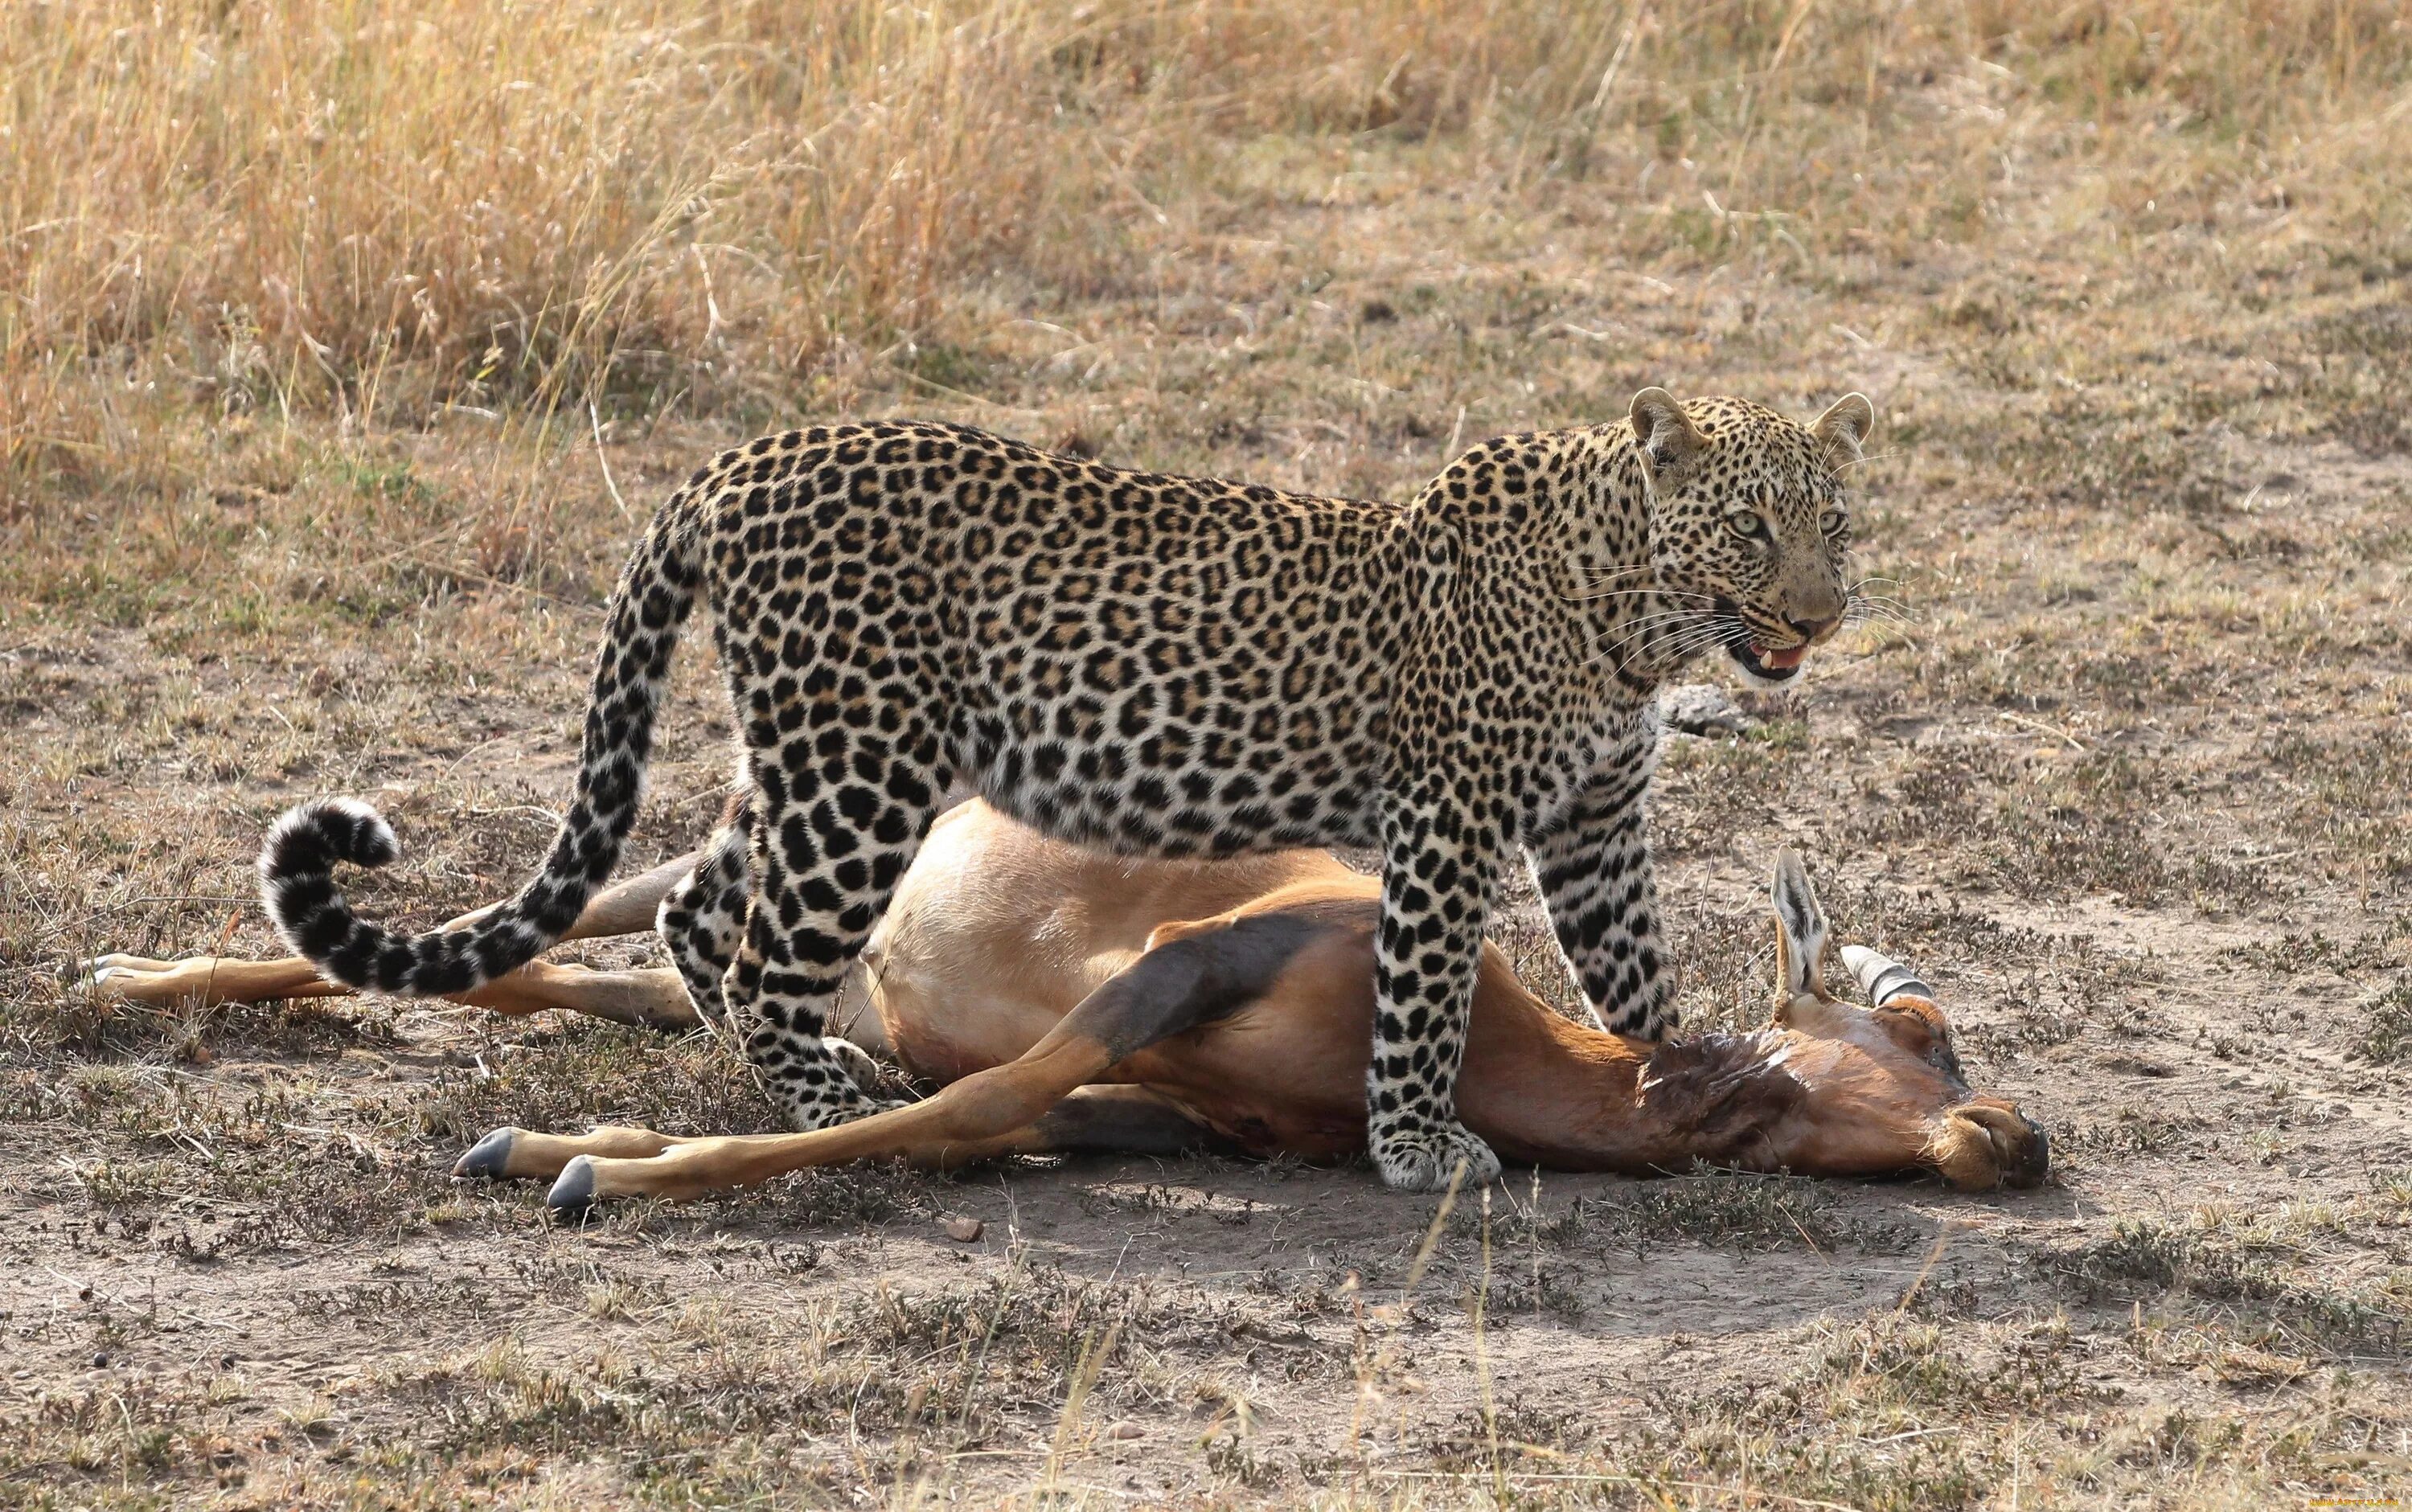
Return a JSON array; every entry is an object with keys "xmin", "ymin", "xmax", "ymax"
[{"xmin": 1623, "ymin": 388, "xmax": 1874, "ymax": 687}]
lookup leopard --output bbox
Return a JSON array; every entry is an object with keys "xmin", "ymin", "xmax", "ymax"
[{"xmin": 258, "ymin": 385, "xmax": 1877, "ymax": 1192}]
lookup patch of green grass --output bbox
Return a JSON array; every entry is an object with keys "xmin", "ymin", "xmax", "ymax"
[
  {"xmin": 1496, "ymin": 1314, "xmax": 2104, "ymax": 1512},
  {"xmin": 898, "ymin": 338, "xmax": 1007, "ymax": 399},
  {"xmin": 336, "ymin": 457, "xmax": 437, "ymax": 506},
  {"xmin": 2045, "ymin": 1215, "xmax": 2408, "ymax": 1354},
  {"xmin": 408, "ymin": 1022, "xmax": 773, "ymax": 1150},
  {"xmin": 2353, "ymin": 977, "xmax": 2412, "ymax": 1064}
]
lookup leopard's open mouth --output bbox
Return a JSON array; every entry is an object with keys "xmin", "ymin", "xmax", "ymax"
[{"xmin": 1716, "ymin": 600, "xmax": 1807, "ymax": 683}]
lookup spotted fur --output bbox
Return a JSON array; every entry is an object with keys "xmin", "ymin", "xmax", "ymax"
[{"xmin": 260, "ymin": 389, "xmax": 1873, "ymax": 1190}]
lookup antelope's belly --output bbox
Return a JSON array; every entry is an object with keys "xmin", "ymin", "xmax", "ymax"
[{"xmin": 872, "ymin": 969, "xmax": 1074, "ymax": 1085}]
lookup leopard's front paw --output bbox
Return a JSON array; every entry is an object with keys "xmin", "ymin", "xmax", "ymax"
[
  {"xmin": 756, "ymin": 1031, "xmax": 905, "ymax": 1129},
  {"xmin": 822, "ymin": 1035, "xmax": 884, "ymax": 1093},
  {"xmin": 1613, "ymin": 1004, "xmax": 1678, "ymax": 1043},
  {"xmin": 1369, "ymin": 1117, "xmax": 1501, "ymax": 1193},
  {"xmin": 784, "ymin": 1083, "xmax": 907, "ymax": 1131},
  {"xmin": 1604, "ymin": 987, "xmax": 1677, "ymax": 1043}
]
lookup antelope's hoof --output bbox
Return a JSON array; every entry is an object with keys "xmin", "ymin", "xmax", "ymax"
[
  {"xmin": 452, "ymin": 1126, "xmax": 520, "ymax": 1180},
  {"xmin": 547, "ymin": 1157, "xmax": 599, "ymax": 1215},
  {"xmin": 73, "ymin": 956, "xmax": 148, "ymax": 996}
]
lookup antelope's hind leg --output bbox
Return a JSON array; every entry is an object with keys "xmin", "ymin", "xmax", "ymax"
[
  {"xmin": 80, "ymin": 955, "xmax": 351, "ymax": 1008},
  {"xmin": 77, "ymin": 847, "xmax": 705, "ymax": 1020},
  {"xmin": 530, "ymin": 910, "xmax": 1305, "ymax": 1211}
]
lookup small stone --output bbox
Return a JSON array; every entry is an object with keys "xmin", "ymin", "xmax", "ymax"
[
  {"xmin": 90, "ymin": 1353, "xmax": 109, "ymax": 1369},
  {"xmin": 1660, "ymin": 683, "xmax": 1753, "ymax": 737},
  {"xmin": 942, "ymin": 1216, "xmax": 984, "ymax": 1243},
  {"xmin": 1103, "ymin": 1420, "xmax": 1145, "ymax": 1440}
]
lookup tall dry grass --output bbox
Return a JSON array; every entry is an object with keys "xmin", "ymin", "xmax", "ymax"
[{"xmin": 2, "ymin": 0, "xmax": 2406, "ymax": 490}]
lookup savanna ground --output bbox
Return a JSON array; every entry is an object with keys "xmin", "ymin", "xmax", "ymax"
[{"xmin": 4, "ymin": 2, "xmax": 2411, "ymax": 1506}]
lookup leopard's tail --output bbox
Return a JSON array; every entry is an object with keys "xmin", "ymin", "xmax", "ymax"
[{"xmin": 259, "ymin": 494, "xmax": 707, "ymax": 995}]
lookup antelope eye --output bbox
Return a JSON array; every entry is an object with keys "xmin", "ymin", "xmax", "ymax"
[
  {"xmin": 1725, "ymin": 510, "xmax": 1767, "ymax": 540},
  {"xmin": 1877, "ymin": 1001, "xmax": 1950, "ymax": 1043},
  {"xmin": 1874, "ymin": 1010, "xmax": 1931, "ymax": 1051},
  {"xmin": 1819, "ymin": 508, "xmax": 1848, "ymax": 535}
]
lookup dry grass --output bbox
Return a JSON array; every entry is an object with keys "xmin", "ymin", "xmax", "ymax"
[
  {"xmin": 5, "ymin": 1, "xmax": 2412, "ymax": 1506},
  {"xmin": 8, "ymin": 1, "xmax": 2406, "ymax": 479}
]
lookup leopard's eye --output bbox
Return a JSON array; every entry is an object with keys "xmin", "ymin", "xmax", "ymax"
[
  {"xmin": 1725, "ymin": 510, "xmax": 1767, "ymax": 541},
  {"xmin": 1819, "ymin": 508, "xmax": 1848, "ymax": 536}
]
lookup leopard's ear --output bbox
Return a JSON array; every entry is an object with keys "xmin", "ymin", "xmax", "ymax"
[
  {"xmin": 1811, "ymin": 393, "xmax": 1875, "ymax": 466},
  {"xmin": 1629, "ymin": 387, "xmax": 1704, "ymax": 484}
]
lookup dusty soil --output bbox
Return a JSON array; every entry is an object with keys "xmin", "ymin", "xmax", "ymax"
[{"xmin": 7, "ymin": 53, "xmax": 2412, "ymax": 1510}]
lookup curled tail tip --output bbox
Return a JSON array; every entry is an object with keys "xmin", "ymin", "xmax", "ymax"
[
  {"xmin": 260, "ymin": 797, "xmax": 400, "ymax": 878},
  {"xmin": 258, "ymin": 797, "xmax": 401, "ymax": 961}
]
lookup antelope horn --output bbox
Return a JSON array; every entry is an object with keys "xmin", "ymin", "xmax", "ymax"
[{"xmin": 1840, "ymin": 944, "xmax": 1932, "ymax": 1007}]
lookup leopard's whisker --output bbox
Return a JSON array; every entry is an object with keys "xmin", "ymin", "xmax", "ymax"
[
  {"xmin": 1584, "ymin": 617, "xmax": 1704, "ymax": 649},
  {"xmin": 1831, "ymin": 448, "xmax": 1903, "ymax": 474},
  {"xmin": 1590, "ymin": 610, "xmax": 1735, "ymax": 668},
  {"xmin": 1837, "ymin": 605, "xmax": 1913, "ymax": 636},
  {"xmin": 1589, "ymin": 609, "xmax": 1715, "ymax": 652},
  {"xmin": 1561, "ymin": 587, "xmax": 1718, "ymax": 604},
  {"xmin": 1651, "ymin": 623, "xmax": 1743, "ymax": 664},
  {"xmin": 1585, "ymin": 619, "xmax": 1705, "ymax": 667}
]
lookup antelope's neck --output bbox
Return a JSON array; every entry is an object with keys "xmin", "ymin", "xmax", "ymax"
[{"xmin": 1464, "ymin": 1012, "xmax": 1805, "ymax": 1175}]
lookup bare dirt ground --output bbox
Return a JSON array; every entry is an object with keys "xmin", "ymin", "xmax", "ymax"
[{"xmin": 6, "ymin": 11, "xmax": 2412, "ymax": 1508}]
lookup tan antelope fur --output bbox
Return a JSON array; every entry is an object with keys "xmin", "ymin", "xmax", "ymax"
[{"xmin": 88, "ymin": 801, "xmax": 2046, "ymax": 1209}]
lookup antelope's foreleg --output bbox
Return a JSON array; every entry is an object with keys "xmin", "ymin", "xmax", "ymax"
[
  {"xmin": 520, "ymin": 916, "xmax": 1288, "ymax": 1210},
  {"xmin": 541, "ymin": 1026, "xmax": 1126, "ymax": 1207},
  {"xmin": 455, "ymin": 1085, "xmax": 1216, "ymax": 1194},
  {"xmin": 453, "ymin": 1124, "xmax": 686, "ymax": 1182},
  {"xmin": 429, "ymin": 848, "xmax": 704, "ymax": 943},
  {"xmin": 557, "ymin": 851, "xmax": 704, "ymax": 942}
]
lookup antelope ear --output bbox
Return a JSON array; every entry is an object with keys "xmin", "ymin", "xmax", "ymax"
[
  {"xmin": 1811, "ymin": 393, "xmax": 1875, "ymax": 465},
  {"xmin": 1629, "ymin": 387, "xmax": 1704, "ymax": 483},
  {"xmin": 1144, "ymin": 916, "xmax": 1223, "ymax": 953},
  {"xmin": 1770, "ymin": 848, "xmax": 1829, "ymax": 998}
]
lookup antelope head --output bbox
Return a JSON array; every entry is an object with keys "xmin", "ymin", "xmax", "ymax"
[{"xmin": 1760, "ymin": 850, "xmax": 2049, "ymax": 1190}]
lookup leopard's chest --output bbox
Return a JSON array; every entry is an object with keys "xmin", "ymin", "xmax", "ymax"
[{"xmin": 1510, "ymin": 702, "xmax": 1659, "ymax": 842}]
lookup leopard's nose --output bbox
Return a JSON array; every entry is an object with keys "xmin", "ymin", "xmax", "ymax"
[{"xmin": 1786, "ymin": 614, "xmax": 1840, "ymax": 644}]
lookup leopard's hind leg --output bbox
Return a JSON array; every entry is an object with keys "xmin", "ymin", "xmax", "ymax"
[
  {"xmin": 710, "ymin": 714, "xmax": 950, "ymax": 1131},
  {"xmin": 656, "ymin": 796, "xmax": 753, "ymax": 1035},
  {"xmin": 654, "ymin": 790, "xmax": 890, "ymax": 1094}
]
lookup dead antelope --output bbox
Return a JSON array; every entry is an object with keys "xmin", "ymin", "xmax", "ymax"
[{"xmin": 86, "ymin": 801, "xmax": 2047, "ymax": 1208}]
